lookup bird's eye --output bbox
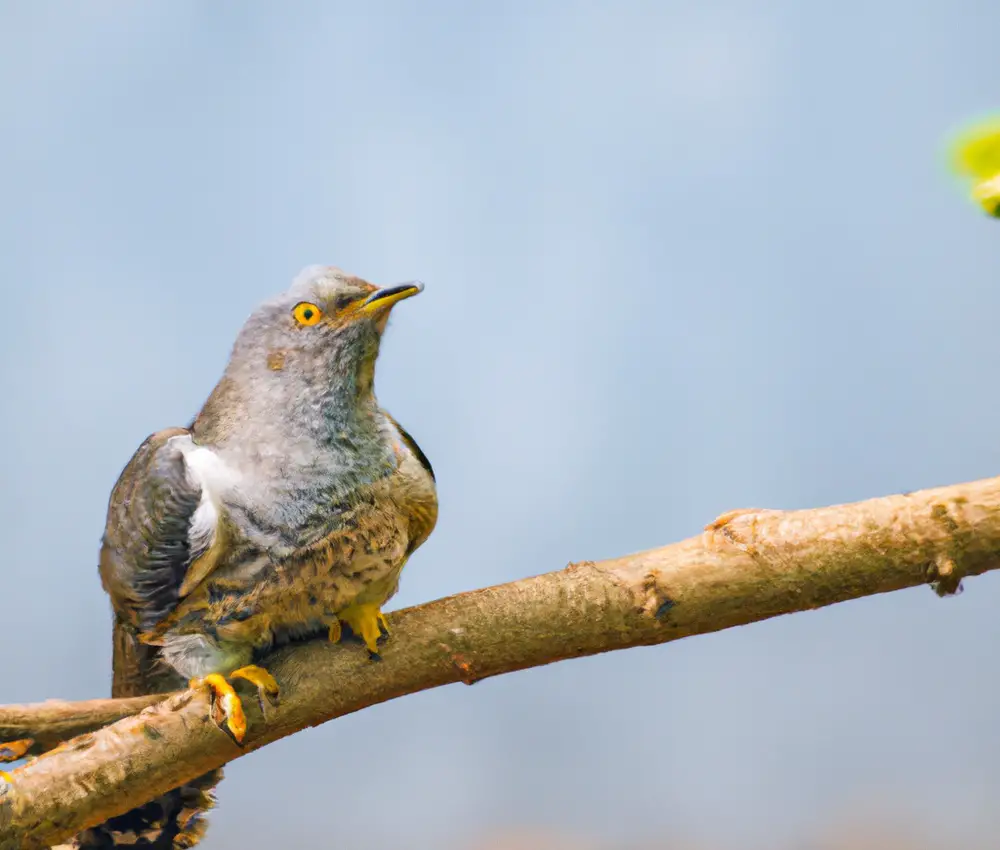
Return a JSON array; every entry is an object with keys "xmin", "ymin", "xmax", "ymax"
[{"xmin": 292, "ymin": 302, "xmax": 323, "ymax": 326}]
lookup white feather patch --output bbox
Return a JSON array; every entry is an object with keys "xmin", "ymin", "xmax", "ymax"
[{"xmin": 167, "ymin": 435, "xmax": 241, "ymax": 556}]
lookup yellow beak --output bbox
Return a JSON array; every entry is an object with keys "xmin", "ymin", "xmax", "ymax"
[{"xmin": 359, "ymin": 282, "xmax": 424, "ymax": 315}]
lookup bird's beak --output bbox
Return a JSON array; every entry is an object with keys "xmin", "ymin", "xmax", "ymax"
[{"xmin": 359, "ymin": 282, "xmax": 424, "ymax": 315}]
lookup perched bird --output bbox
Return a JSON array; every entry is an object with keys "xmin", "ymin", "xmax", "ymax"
[{"xmin": 75, "ymin": 266, "xmax": 437, "ymax": 848}]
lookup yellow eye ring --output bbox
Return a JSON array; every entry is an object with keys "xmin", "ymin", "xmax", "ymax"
[{"xmin": 293, "ymin": 302, "xmax": 323, "ymax": 326}]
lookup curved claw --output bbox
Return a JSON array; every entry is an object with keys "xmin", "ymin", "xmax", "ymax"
[{"xmin": 190, "ymin": 673, "xmax": 247, "ymax": 743}]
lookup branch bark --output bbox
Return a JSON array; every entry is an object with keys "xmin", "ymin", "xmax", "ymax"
[
  {"xmin": 0, "ymin": 696, "xmax": 166, "ymax": 761},
  {"xmin": 3, "ymin": 475, "xmax": 1000, "ymax": 848}
]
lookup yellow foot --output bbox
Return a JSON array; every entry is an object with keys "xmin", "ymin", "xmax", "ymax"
[
  {"xmin": 0, "ymin": 770, "xmax": 12, "ymax": 784},
  {"xmin": 190, "ymin": 673, "xmax": 248, "ymax": 743},
  {"xmin": 190, "ymin": 665, "xmax": 280, "ymax": 743},
  {"xmin": 336, "ymin": 603, "xmax": 390, "ymax": 654},
  {"xmin": 327, "ymin": 619, "xmax": 342, "ymax": 643},
  {"xmin": 231, "ymin": 664, "xmax": 280, "ymax": 713},
  {"xmin": 0, "ymin": 739, "xmax": 32, "ymax": 763}
]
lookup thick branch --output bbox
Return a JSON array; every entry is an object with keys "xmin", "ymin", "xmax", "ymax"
[{"xmin": 3, "ymin": 475, "xmax": 1000, "ymax": 848}]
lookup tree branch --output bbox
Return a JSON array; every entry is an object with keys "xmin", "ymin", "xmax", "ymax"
[
  {"xmin": 0, "ymin": 696, "xmax": 166, "ymax": 761},
  {"xmin": 3, "ymin": 474, "xmax": 1000, "ymax": 849}
]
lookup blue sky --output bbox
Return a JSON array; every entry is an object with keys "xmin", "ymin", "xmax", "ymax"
[{"xmin": 2, "ymin": 2, "xmax": 1000, "ymax": 848}]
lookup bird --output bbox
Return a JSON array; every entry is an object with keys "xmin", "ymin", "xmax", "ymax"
[{"xmin": 74, "ymin": 266, "xmax": 438, "ymax": 848}]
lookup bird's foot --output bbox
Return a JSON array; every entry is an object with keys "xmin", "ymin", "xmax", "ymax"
[
  {"xmin": 190, "ymin": 665, "xmax": 278, "ymax": 744},
  {"xmin": 0, "ymin": 770, "xmax": 12, "ymax": 784},
  {"xmin": 0, "ymin": 739, "xmax": 32, "ymax": 763},
  {"xmin": 335, "ymin": 603, "xmax": 390, "ymax": 655},
  {"xmin": 231, "ymin": 664, "xmax": 280, "ymax": 714},
  {"xmin": 191, "ymin": 673, "xmax": 246, "ymax": 743}
]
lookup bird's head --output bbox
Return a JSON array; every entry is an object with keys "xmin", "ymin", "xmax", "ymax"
[
  {"xmin": 196, "ymin": 266, "xmax": 423, "ymax": 443},
  {"xmin": 238, "ymin": 264, "xmax": 421, "ymax": 369}
]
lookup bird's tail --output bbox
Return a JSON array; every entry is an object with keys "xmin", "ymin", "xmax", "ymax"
[
  {"xmin": 72, "ymin": 770, "xmax": 222, "ymax": 849},
  {"xmin": 69, "ymin": 617, "xmax": 223, "ymax": 849}
]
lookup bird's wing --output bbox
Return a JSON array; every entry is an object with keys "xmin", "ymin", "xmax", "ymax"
[
  {"xmin": 385, "ymin": 413, "xmax": 435, "ymax": 483},
  {"xmin": 99, "ymin": 428, "xmax": 219, "ymax": 640},
  {"xmin": 383, "ymin": 412, "xmax": 438, "ymax": 556},
  {"xmin": 90, "ymin": 430, "xmax": 224, "ymax": 850}
]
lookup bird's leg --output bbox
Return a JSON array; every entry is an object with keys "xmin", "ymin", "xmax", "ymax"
[
  {"xmin": 189, "ymin": 666, "xmax": 279, "ymax": 743},
  {"xmin": 336, "ymin": 603, "xmax": 390, "ymax": 655}
]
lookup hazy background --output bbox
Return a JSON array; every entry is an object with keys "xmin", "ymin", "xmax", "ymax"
[{"xmin": 2, "ymin": 2, "xmax": 999, "ymax": 848}]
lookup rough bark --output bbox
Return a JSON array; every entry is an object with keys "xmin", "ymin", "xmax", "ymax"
[
  {"xmin": 0, "ymin": 696, "xmax": 165, "ymax": 761},
  {"xmin": 2, "ymin": 474, "xmax": 999, "ymax": 849}
]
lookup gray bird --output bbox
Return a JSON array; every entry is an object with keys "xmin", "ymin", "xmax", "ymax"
[{"xmin": 75, "ymin": 266, "xmax": 438, "ymax": 848}]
